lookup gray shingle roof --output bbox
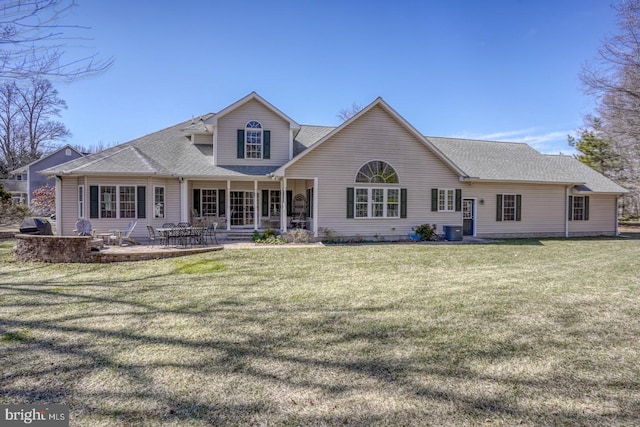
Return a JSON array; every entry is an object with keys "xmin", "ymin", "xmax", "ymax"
[
  {"xmin": 428, "ymin": 136, "xmax": 626, "ymax": 193},
  {"xmin": 40, "ymin": 110, "xmax": 626, "ymax": 194}
]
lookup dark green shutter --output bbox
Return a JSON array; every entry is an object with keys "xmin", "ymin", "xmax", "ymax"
[
  {"xmin": 496, "ymin": 194, "xmax": 503, "ymax": 221},
  {"xmin": 90, "ymin": 185, "xmax": 99, "ymax": 218},
  {"xmin": 455, "ymin": 189, "xmax": 462, "ymax": 212},
  {"xmin": 568, "ymin": 196, "xmax": 573, "ymax": 221},
  {"xmin": 431, "ymin": 188, "xmax": 438, "ymax": 212},
  {"xmin": 400, "ymin": 188, "xmax": 407, "ymax": 218},
  {"xmin": 137, "ymin": 186, "xmax": 146, "ymax": 218},
  {"xmin": 515, "ymin": 195, "xmax": 522, "ymax": 221},
  {"xmin": 263, "ymin": 130, "xmax": 270, "ymax": 159},
  {"xmin": 262, "ymin": 189, "xmax": 269, "ymax": 217},
  {"xmin": 287, "ymin": 190, "xmax": 293, "ymax": 215},
  {"xmin": 306, "ymin": 188, "xmax": 313, "ymax": 217},
  {"xmin": 218, "ymin": 190, "xmax": 225, "ymax": 216},
  {"xmin": 193, "ymin": 189, "xmax": 200, "ymax": 214},
  {"xmin": 584, "ymin": 196, "xmax": 590, "ymax": 221},
  {"xmin": 347, "ymin": 187, "xmax": 354, "ymax": 219},
  {"xmin": 237, "ymin": 129, "xmax": 244, "ymax": 158}
]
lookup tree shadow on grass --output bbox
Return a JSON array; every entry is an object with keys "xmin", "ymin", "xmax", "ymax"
[{"xmin": 1, "ymin": 272, "xmax": 638, "ymax": 425}]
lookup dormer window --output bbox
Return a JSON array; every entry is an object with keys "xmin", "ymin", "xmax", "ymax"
[{"xmin": 236, "ymin": 121, "xmax": 271, "ymax": 159}]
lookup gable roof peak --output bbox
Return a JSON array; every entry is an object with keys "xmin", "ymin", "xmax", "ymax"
[{"xmin": 206, "ymin": 92, "xmax": 300, "ymax": 129}]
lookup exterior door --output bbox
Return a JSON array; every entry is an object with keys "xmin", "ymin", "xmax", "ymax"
[
  {"xmin": 230, "ymin": 191, "xmax": 255, "ymax": 227},
  {"xmin": 463, "ymin": 199, "xmax": 475, "ymax": 236}
]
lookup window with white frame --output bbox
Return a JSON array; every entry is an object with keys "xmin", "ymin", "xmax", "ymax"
[
  {"xmin": 496, "ymin": 194, "xmax": 521, "ymax": 222},
  {"xmin": 570, "ymin": 195, "xmax": 589, "ymax": 221},
  {"xmin": 201, "ymin": 189, "xmax": 218, "ymax": 216},
  {"xmin": 502, "ymin": 194, "xmax": 516, "ymax": 221},
  {"xmin": 245, "ymin": 120, "xmax": 262, "ymax": 159},
  {"xmin": 119, "ymin": 186, "xmax": 136, "ymax": 218},
  {"xmin": 78, "ymin": 185, "xmax": 84, "ymax": 218},
  {"xmin": 154, "ymin": 186, "xmax": 165, "ymax": 219},
  {"xmin": 438, "ymin": 189, "xmax": 455, "ymax": 212},
  {"xmin": 352, "ymin": 161, "xmax": 401, "ymax": 219},
  {"xmin": 100, "ymin": 186, "xmax": 117, "ymax": 218},
  {"xmin": 269, "ymin": 190, "xmax": 280, "ymax": 216}
]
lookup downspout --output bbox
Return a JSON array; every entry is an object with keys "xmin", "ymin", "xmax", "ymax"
[{"xmin": 615, "ymin": 195, "xmax": 620, "ymax": 236}]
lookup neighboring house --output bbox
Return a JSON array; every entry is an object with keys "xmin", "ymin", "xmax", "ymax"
[
  {"xmin": 40, "ymin": 92, "xmax": 627, "ymax": 240},
  {"xmin": 4, "ymin": 144, "xmax": 84, "ymax": 210}
]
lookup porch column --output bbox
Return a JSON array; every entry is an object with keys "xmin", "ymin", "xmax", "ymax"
[
  {"xmin": 55, "ymin": 176, "xmax": 62, "ymax": 234},
  {"xmin": 180, "ymin": 178, "xmax": 188, "ymax": 223},
  {"xmin": 282, "ymin": 178, "xmax": 288, "ymax": 233},
  {"xmin": 313, "ymin": 177, "xmax": 319, "ymax": 238},
  {"xmin": 254, "ymin": 180, "xmax": 259, "ymax": 231},
  {"xmin": 565, "ymin": 185, "xmax": 570, "ymax": 238},
  {"xmin": 226, "ymin": 180, "xmax": 231, "ymax": 231}
]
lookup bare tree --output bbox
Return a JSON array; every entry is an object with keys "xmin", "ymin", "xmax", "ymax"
[
  {"xmin": 0, "ymin": 0, "xmax": 113, "ymax": 81},
  {"xmin": 0, "ymin": 78, "xmax": 69, "ymax": 176},
  {"xmin": 18, "ymin": 78, "xmax": 70, "ymax": 158},
  {"xmin": 337, "ymin": 102, "xmax": 363, "ymax": 122},
  {"xmin": 579, "ymin": 0, "xmax": 640, "ymax": 216}
]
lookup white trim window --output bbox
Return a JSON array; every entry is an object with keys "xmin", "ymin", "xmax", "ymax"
[
  {"xmin": 78, "ymin": 185, "xmax": 84, "ymax": 218},
  {"xmin": 350, "ymin": 160, "xmax": 403, "ymax": 219},
  {"xmin": 154, "ymin": 186, "xmax": 165, "ymax": 219},
  {"xmin": 269, "ymin": 190, "xmax": 280, "ymax": 216},
  {"xmin": 496, "ymin": 194, "xmax": 522, "ymax": 222},
  {"xmin": 569, "ymin": 195, "xmax": 590, "ymax": 221},
  {"xmin": 245, "ymin": 120, "xmax": 262, "ymax": 159},
  {"xmin": 354, "ymin": 188, "xmax": 401, "ymax": 218},
  {"xmin": 100, "ymin": 186, "xmax": 117, "ymax": 218},
  {"xmin": 438, "ymin": 189, "xmax": 455, "ymax": 212},
  {"xmin": 119, "ymin": 186, "xmax": 136, "ymax": 218},
  {"xmin": 201, "ymin": 189, "xmax": 218, "ymax": 216}
]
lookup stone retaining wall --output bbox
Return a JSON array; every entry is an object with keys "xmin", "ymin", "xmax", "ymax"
[{"xmin": 14, "ymin": 234, "xmax": 93, "ymax": 263}]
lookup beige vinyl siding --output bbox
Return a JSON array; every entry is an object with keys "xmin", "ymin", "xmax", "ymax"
[
  {"xmin": 569, "ymin": 194, "xmax": 617, "ymax": 235},
  {"xmin": 59, "ymin": 177, "xmax": 82, "ymax": 236},
  {"xmin": 285, "ymin": 105, "xmax": 462, "ymax": 238},
  {"xmin": 193, "ymin": 134, "xmax": 212, "ymax": 145},
  {"xmin": 216, "ymin": 99, "xmax": 290, "ymax": 166},
  {"xmin": 464, "ymin": 183, "xmax": 567, "ymax": 237},
  {"xmin": 59, "ymin": 177, "xmax": 181, "ymax": 239}
]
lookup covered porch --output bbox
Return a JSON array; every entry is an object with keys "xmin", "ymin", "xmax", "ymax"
[{"xmin": 183, "ymin": 176, "xmax": 318, "ymax": 237}]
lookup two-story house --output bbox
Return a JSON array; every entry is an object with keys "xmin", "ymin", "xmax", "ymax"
[{"xmin": 41, "ymin": 92, "xmax": 626, "ymax": 241}]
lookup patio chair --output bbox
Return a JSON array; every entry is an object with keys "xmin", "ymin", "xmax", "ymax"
[
  {"xmin": 74, "ymin": 219, "xmax": 93, "ymax": 236},
  {"xmin": 112, "ymin": 220, "xmax": 139, "ymax": 245},
  {"xmin": 204, "ymin": 222, "xmax": 218, "ymax": 245},
  {"xmin": 146, "ymin": 225, "xmax": 167, "ymax": 246}
]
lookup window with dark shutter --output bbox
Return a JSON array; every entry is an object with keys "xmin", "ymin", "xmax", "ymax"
[
  {"xmin": 347, "ymin": 187, "xmax": 354, "ymax": 218},
  {"xmin": 237, "ymin": 129, "xmax": 244, "ymax": 158},
  {"xmin": 263, "ymin": 130, "xmax": 271, "ymax": 159}
]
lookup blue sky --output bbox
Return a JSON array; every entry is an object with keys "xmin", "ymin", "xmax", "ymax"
[{"xmin": 55, "ymin": 0, "xmax": 618, "ymax": 154}]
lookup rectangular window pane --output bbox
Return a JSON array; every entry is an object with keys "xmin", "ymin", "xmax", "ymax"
[
  {"xmin": 573, "ymin": 196, "xmax": 585, "ymax": 221},
  {"xmin": 78, "ymin": 186, "xmax": 84, "ymax": 218},
  {"xmin": 503, "ymin": 194, "xmax": 516, "ymax": 221},
  {"xmin": 119, "ymin": 186, "xmax": 136, "ymax": 218},
  {"xmin": 447, "ymin": 189, "xmax": 454, "ymax": 211},
  {"xmin": 154, "ymin": 187, "xmax": 165, "ymax": 219},
  {"xmin": 270, "ymin": 190, "xmax": 281, "ymax": 216},
  {"xmin": 387, "ymin": 189, "xmax": 399, "ymax": 217},
  {"xmin": 355, "ymin": 188, "xmax": 368, "ymax": 218},
  {"xmin": 100, "ymin": 186, "xmax": 117, "ymax": 218},
  {"xmin": 201, "ymin": 189, "xmax": 217, "ymax": 216},
  {"xmin": 245, "ymin": 130, "xmax": 262, "ymax": 159},
  {"xmin": 372, "ymin": 189, "xmax": 384, "ymax": 217}
]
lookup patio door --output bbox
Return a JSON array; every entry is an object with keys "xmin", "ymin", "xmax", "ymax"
[
  {"xmin": 230, "ymin": 191, "xmax": 255, "ymax": 227},
  {"xmin": 463, "ymin": 199, "xmax": 475, "ymax": 236}
]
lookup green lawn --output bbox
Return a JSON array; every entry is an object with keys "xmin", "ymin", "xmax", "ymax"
[{"xmin": 1, "ymin": 237, "xmax": 639, "ymax": 426}]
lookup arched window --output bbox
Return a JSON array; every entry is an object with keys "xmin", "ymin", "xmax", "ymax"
[
  {"xmin": 351, "ymin": 161, "xmax": 401, "ymax": 218},
  {"xmin": 356, "ymin": 161, "xmax": 399, "ymax": 183},
  {"xmin": 245, "ymin": 120, "xmax": 262, "ymax": 159}
]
